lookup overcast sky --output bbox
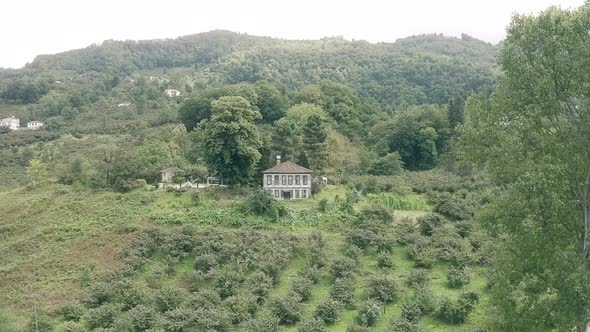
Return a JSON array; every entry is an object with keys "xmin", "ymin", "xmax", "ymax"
[{"xmin": 0, "ymin": 0, "xmax": 585, "ymax": 68}]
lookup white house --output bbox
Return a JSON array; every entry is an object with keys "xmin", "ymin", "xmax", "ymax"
[
  {"xmin": 263, "ymin": 156, "xmax": 312, "ymax": 200},
  {"xmin": 27, "ymin": 121, "xmax": 45, "ymax": 130},
  {"xmin": 0, "ymin": 116, "xmax": 20, "ymax": 130},
  {"xmin": 117, "ymin": 102, "xmax": 131, "ymax": 107},
  {"xmin": 165, "ymin": 89, "xmax": 181, "ymax": 97}
]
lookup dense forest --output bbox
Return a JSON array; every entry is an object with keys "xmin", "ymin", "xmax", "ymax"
[{"xmin": 1, "ymin": 2, "xmax": 589, "ymax": 331}]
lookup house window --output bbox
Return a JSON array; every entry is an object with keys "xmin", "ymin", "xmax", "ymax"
[
  {"xmin": 288, "ymin": 175, "xmax": 293, "ymax": 185},
  {"xmin": 267, "ymin": 175, "xmax": 272, "ymax": 185},
  {"xmin": 274, "ymin": 175, "xmax": 279, "ymax": 185},
  {"xmin": 302, "ymin": 189, "xmax": 307, "ymax": 198},
  {"xmin": 282, "ymin": 175, "xmax": 286, "ymax": 185},
  {"xmin": 274, "ymin": 190, "xmax": 279, "ymax": 198},
  {"xmin": 295, "ymin": 190, "xmax": 300, "ymax": 198},
  {"xmin": 302, "ymin": 175, "xmax": 308, "ymax": 185},
  {"xmin": 295, "ymin": 175, "xmax": 300, "ymax": 185}
]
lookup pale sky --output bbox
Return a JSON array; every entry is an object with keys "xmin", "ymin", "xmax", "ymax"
[{"xmin": 0, "ymin": 0, "xmax": 585, "ymax": 68}]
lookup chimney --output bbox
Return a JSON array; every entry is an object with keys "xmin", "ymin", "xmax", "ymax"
[{"xmin": 276, "ymin": 155, "xmax": 281, "ymax": 166}]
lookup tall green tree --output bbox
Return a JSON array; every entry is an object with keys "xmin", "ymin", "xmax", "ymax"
[
  {"xmin": 200, "ymin": 96, "xmax": 262, "ymax": 185},
  {"xmin": 302, "ymin": 114, "xmax": 328, "ymax": 173},
  {"xmin": 447, "ymin": 96, "xmax": 465, "ymax": 133},
  {"xmin": 461, "ymin": 4, "xmax": 590, "ymax": 330}
]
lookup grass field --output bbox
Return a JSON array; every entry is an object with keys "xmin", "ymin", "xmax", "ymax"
[{"xmin": 0, "ymin": 184, "xmax": 491, "ymax": 331}]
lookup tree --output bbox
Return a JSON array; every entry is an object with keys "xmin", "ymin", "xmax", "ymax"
[
  {"xmin": 200, "ymin": 96, "xmax": 262, "ymax": 185},
  {"xmin": 302, "ymin": 114, "xmax": 329, "ymax": 173},
  {"xmin": 368, "ymin": 152, "xmax": 404, "ymax": 176},
  {"xmin": 272, "ymin": 118, "xmax": 299, "ymax": 162},
  {"xmin": 447, "ymin": 96, "xmax": 465, "ymax": 133},
  {"xmin": 26, "ymin": 158, "xmax": 48, "ymax": 186},
  {"xmin": 255, "ymin": 80, "xmax": 286, "ymax": 123},
  {"xmin": 461, "ymin": 4, "xmax": 590, "ymax": 330}
]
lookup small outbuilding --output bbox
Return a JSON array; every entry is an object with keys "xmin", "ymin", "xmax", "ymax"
[{"xmin": 160, "ymin": 167, "xmax": 181, "ymax": 183}]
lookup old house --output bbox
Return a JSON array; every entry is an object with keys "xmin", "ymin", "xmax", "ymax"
[
  {"xmin": 27, "ymin": 121, "xmax": 45, "ymax": 129},
  {"xmin": 263, "ymin": 156, "xmax": 312, "ymax": 200},
  {"xmin": 165, "ymin": 89, "xmax": 181, "ymax": 97},
  {"xmin": 160, "ymin": 167, "xmax": 181, "ymax": 183},
  {"xmin": 0, "ymin": 116, "xmax": 20, "ymax": 130}
]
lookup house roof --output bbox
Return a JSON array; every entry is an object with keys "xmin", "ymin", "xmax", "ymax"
[{"xmin": 263, "ymin": 161, "xmax": 312, "ymax": 174}]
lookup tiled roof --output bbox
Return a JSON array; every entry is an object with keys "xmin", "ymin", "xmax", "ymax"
[{"xmin": 263, "ymin": 161, "xmax": 312, "ymax": 174}]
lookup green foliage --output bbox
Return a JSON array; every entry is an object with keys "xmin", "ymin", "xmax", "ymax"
[
  {"xmin": 58, "ymin": 303, "xmax": 85, "ymax": 321},
  {"xmin": 26, "ymin": 158, "xmax": 48, "ymax": 186},
  {"xmin": 200, "ymin": 96, "xmax": 262, "ymax": 185},
  {"xmin": 84, "ymin": 304, "xmax": 120, "ymax": 329},
  {"xmin": 368, "ymin": 152, "xmax": 404, "ymax": 176},
  {"xmin": 366, "ymin": 273, "xmax": 402, "ymax": 303},
  {"xmin": 155, "ymin": 285, "xmax": 187, "ymax": 312},
  {"xmin": 302, "ymin": 114, "xmax": 329, "ymax": 173},
  {"xmin": 436, "ymin": 291, "xmax": 479, "ymax": 324},
  {"xmin": 388, "ymin": 317, "xmax": 422, "ymax": 332},
  {"xmin": 243, "ymin": 189, "xmax": 284, "ymax": 221},
  {"xmin": 330, "ymin": 256, "xmax": 357, "ymax": 280},
  {"xmin": 314, "ymin": 299, "xmax": 341, "ymax": 324},
  {"xmin": 357, "ymin": 298, "xmax": 382, "ymax": 327},
  {"xmin": 446, "ymin": 265, "xmax": 471, "ymax": 289},
  {"xmin": 247, "ymin": 311, "xmax": 280, "ymax": 332},
  {"xmin": 267, "ymin": 292, "xmax": 303, "ymax": 325},
  {"xmin": 297, "ymin": 317, "xmax": 327, "ymax": 332},
  {"xmin": 84, "ymin": 282, "xmax": 112, "ymax": 307},
  {"xmin": 291, "ymin": 275, "xmax": 314, "ymax": 301},
  {"xmin": 417, "ymin": 213, "xmax": 443, "ymax": 236},
  {"xmin": 161, "ymin": 307, "xmax": 196, "ymax": 332},
  {"xmin": 377, "ymin": 250, "xmax": 394, "ymax": 269},
  {"xmin": 330, "ymin": 277, "xmax": 356, "ymax": 306},
  {"xmin": 366, "ymin": 193, "xmax": 429, "ymax": 211},
  {"xmin": 27, "ymin": 310, "xmax": 53, "ymax": 332},
  {"xmin": 128, "ymin": 305, "xmax": 158, "ymax": 331}
]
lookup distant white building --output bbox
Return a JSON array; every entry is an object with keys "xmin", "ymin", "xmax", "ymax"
[
  {"xmin": 165, "ymin": 89, "xmax": 181, "ymax": 97},
  {"xmin": 263, "ymin": 156, "xmax": 313, "ymax": 200},
  {"xmin": 0, "ymin": 116, "xmax": 20, "ymax": 130},
  {"xmin": 27, "ymin": 121, "xmax": 45, "ymax": 130},
  {"xmin": 117, "ymin": 102, "xmax": 131, "ymax": 107}
]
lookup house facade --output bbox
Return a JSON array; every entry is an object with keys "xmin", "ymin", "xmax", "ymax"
[
  {"xmin": 0, "ymin": 116, "xmax": 20, "ymax": 130},
  {"xmin": 165, "ymin": 89, "xmax": 181, "ymax": 97},
  {"xmin": 27, "ymin": 121, "xmax": 44, "ymax": 130},
  {"xmin": 263, "ymin": 156, "xmax": 312, "ymax": 200},
  {"xmin": 160, "ymin": 167, "xmax": 180, "ymax": 183}
]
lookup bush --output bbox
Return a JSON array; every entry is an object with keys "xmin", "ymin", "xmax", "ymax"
[
  {"xmin": 345, "ymin": 244, "xmax": 364, "ymax": 263},
  {"xmin": 243, "ymin": 190, "xmax": 283, "ymax": 221},
  {"xmin": 407, "ymin": 237, "xmax": 437, "ymax": 268},
  {"xmin": 417, "ymin": 214, "xmax": 443, "ymax": 236},
  {"xmin": 193, "ymin": 307, "xmax": 231, "ymax": 331},
  {"xmin": 194, "ymin": 253, "xmax": 219, "ymax": 273},
  {"xmin": 155, "ymin": 285, "xmax": 187, "ymax": 312},
  {"xmin": 225, "ymin": 294, "xmax": 257, "ymax": 324},
  {"xmin": 58, "ymin": 303, "xmax": 85, "ymax": 321},
  {"xmin": 411, "ymin": 286, "xmax": 434, "ymax": 315},
  {"xmin": 430, "ymin": 191, "xmax": 475, "ymax": 220},
  {"xmin": 268, "ymin": 292, "xmax": 303, "ymax": 325},
  {"xmin": 366, "ymin": 273, "xmax": 402, "ymax": 304},
  {"xmin": 27, "ymin": 310, "xmax": 52, "ymax": 332},
  {"xmin": 308, "ymin": 231, "xmax": 327, "ymax": 268},
  {"xmin": 401, "ymin": 301, "xmax": 422, "ymax": 322},
  {"xmin": 436, "ymin": 291, "xmax": 479, "ymax": 324},
  {"xmin": 357, "ymin": 299, "xmax": 382, "ymax": 327},
  {"xmin": 118, "ymin": 281, "xmax": 149, "ymax": 310},
  {"xmin": 330, "ymin": 277, "xmax": 355, "ymax": 306},
  {"xmin": 446, "ymin": 265, "xmax": 471, "ymax": 289},
  {"xmin": 377, "ymin": 250, "xmax": 394, "ymax": 269},
  {"xmin": 330, "ymin": 256, "xmax": 357, "ymax": 280},
  {"xmin": 346, "ymin": 324, "xmax": 371, "ymax": 332},
  {"xmin": 292, "ymin": 276, "xmax": 314, "ymax": 301},
  {"xmin": 128, "ymin": 305, "xmax": 157, "ymax": 331},
  {"xmin": 57, "ymin": 322, "xmax": 86, "ymax": 332},
  {"xmin": 314, "ymin": 299, "xmax": 341, "ymax": 324},
  {"xmin": 84, "ymin": 282, "xmax": 112, "ymax": 307},
  {"xmin": 388, "ymin": 317, "xmax": 422, "ymax": 332},
  {"xmin": 191, "ymin": 191, "xmax": 201, "ymax": 205},
  {"xmin": 406, "ymin": 269, "xmax": 429, "ymax": 287},
  {"xmin": 360, "ymin": 205, "xmax": 394, "ymax": 224},
  {"xmin": 301, "ymin": 263, "xmax": 320, "ymax": 284},
  {"xmin": 247, "ymin": 311, "xmax": 280, "ymax": 332},
  {"xmin": 84, "ymin": 304, "xmax": 120, "ymax": 329},
  {"xmin": 297, "ymin": 318, "xmax": 327, "ymax": 332},
  {"xmin": 248, "ymin": 272, "xmax": 274, "ymax": 302},
  {"xmin": 214, "ymin": 268, "xmax": 245, "ymax": 299},
  {"xmin": 161, "ymin": 307, "xmax": 196, "ymax": 332},
  {"xmin": 318, "ymin": 198, "xmax": 329, "ymax": 212}
]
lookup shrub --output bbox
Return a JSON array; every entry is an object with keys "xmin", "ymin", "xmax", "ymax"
[
  {"xmin": 193, "ymin": 307, "xmax": 231, "ymax": 332},
  {"xmin": 155, "ymin": 285, "xmax": 187, "ymax": 312},
  {"xmin": 214, "ymin": 268, "xmax": 245, "ymax": 299},
  {"xmin": 446, "ymin": 265, "xmax": 471, "ymax": 289},
  {"xmin": 189, "ymin": 288, "xmax": 222, "ymax": 309},
  {"xmin": 301, "ymin": 263, "xmax": 320, "ymax": 284},
  {"xmin": 161, "ymin": 307, "xmax": 196, "ymax": 332},
  {"xmin": 268, "ymin": 292, "xmax": 303, "ymax": 324},
  {"xmin": 430, "ymin": 191, "xmax": 475, "ymax": 220},
  {"xmin": 58, "ymin": 303, "xmax": 85, "ymax": 321},
  {"xmin": 190, "ymin": 190, "xmax": 201, "ymax": 205},
  {"xmin": 330, "ymin": 277, "xmax": 356, "ymax": 306},
  {"xmin": 57, "ymin": 322, "xmax": 86, "ymax": 332},
  {"xmin": 330, "ymin": 256, "xmax": 357, "ymax": 280},
  {"xmin": 417, "ymin": 213, "xmax": 443, "ymax": 236},
  {"xmin": 248, "ymin": 271, "xmax": 274, "ymax": 302},
  {"xmin": 84, "ymin": 304, "xmax": 120, "ymax": 329},
  {"xmin": 194, "ymin": 253, "xmax": 219, "ymax": 273},
  {"xmin": 292, "ymin": 275, "xmax": 314, "ymax": 301},
  {"xmin": 128, "ymin": 305, "xmax": 157, "ymax": 331},
  {"xmin": 345, "ymin": 244, "xmax": 364, "ymax": 263},
  {"xmin": 246, "ymin": 311, "xmax": 280, "ymax": 332},
  {"xmin": 346, "ymin": 324, "xmax": 371, "ymax": 332},
  {"xmin": 27, "ymin": 310, "xmax": 52, "ymax": 332},
  {"xmin": 84, "ymin": 281, "xmax": 112, "ymax": 307},
  {"xmin": 366, "ymin": 273, "xmax": 402, "ymax": 303},
  {"xmin": 401, "ymin": 301, "xmax": 422, "ymax": 322},
  {"xmin": 407, "ymin": 237, "xmax": 437, "ymax": 268},
  {"xmin": 360, "ymin": 205, "xmax": 394, "ymax": 224},
  {"xmin": 357, "ymin": 299, "xmax": 382, "ymax": 327},
  {"xmin": 243, "ymin": 190, "xmax": 283, "ymax": 221},
  {"xmin": 406, "ymin": 269, "xmax": 429, "ymax": 287},
  {"xmin": 297, "ymin": 318, "xmax": 327, "ymax": 332},
  {"xmin": 318, "ymin": 198, "xmax": 329, "ymax": 212},
  {"xmin": 377, "ymin": 250, "xmax": 394, "ymax": 269},
  {"xmin": 436, "ymin": 291, "xmax": 479, "ymax": 324},
  {"xmin": 118, "ymin": 282, "xmax": 149, "ymax": 311},
  {"xmin": 308, "ymin": 231, "xmax": 327, "ymax": 268},
  {"xmin": 411, "ymin": 286, "xmax": 434, "ymax": 315},
  {"xmin": 314, "ymin": 299, "xmax": 341, "ymax": 324},
  {"xmin": 388, "ymin": 317, "xmax": 422, "ymax": 332},
  {"xmin": 226, "ymin": 294, "xmax": 257, "ymax": 324}
]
